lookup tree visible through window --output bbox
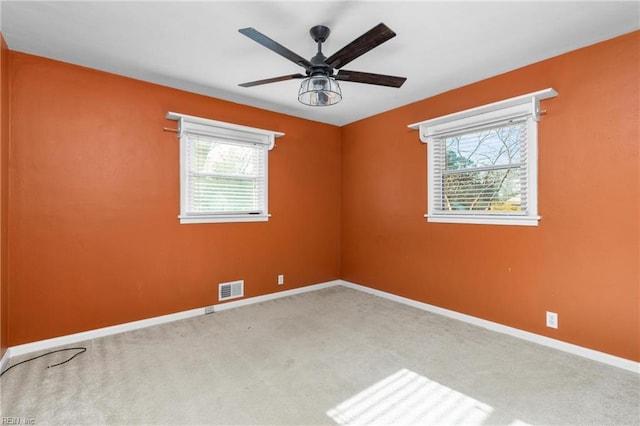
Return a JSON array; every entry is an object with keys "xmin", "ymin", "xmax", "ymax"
[{"xmin": 440, "ymin": 121, "xmax": 525, "ymax": 212}]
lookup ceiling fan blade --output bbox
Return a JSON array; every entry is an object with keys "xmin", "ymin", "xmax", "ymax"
[
  {"xmin": 239, "ymin": 73, "xmax": 306, "ymax": 88},
  {"xmin": 325, "ymin": 23, "xmax": 396, "ymax": 69},
  {"xmin": 335, "ymin": 70, "xmax": 406, "ymax": 88},
  {"xmin": 239, "ymin": 27, "xmax": 312, "ymax": 70}
]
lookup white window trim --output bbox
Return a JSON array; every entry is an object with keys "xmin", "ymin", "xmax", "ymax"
[
  {"xmin": 166, "ymin": 112, "xmax": 284, "ymax": 224},
  {"xmin": 408, "ymin": 88, "xmax": 557, "ymax": 226}
]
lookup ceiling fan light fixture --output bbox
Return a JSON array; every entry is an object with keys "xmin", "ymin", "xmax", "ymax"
[{"xmin": 298, "ymin": 75, "xmax": 342, "ymax": 106}]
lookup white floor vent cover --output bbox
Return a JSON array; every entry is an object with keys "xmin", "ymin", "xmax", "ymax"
[{"xmin": 219, "ymin": 280, "xmax": 244, "ymax": 301}]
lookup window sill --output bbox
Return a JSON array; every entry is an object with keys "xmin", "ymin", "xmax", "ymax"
[
  {"xmin": 179, "ymin": 214, "xmax": 270, "ymax": 224},
  {"xmin": 425, "ymin": 214, "xmax": 540, "ymax": 227}
]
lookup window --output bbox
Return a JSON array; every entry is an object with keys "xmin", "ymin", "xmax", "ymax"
[
  {"xmin": 166, "ymin": 112, "xmax": 283, "ymax": 224},
  {"xmin": 409, "ymin": 88, "xmax": 557, "ymax": 226}
]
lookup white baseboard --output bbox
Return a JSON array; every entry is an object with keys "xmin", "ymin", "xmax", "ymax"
[
  {"xmin": 4, "ymin": 280, "xmax": 342, "ymax": 361},
  {"xmin": 212, "ymin": 280, "xmax": 340, "ymax": 312},
  {"xmin": 0, "ymin": 348, "xmax": 10, "ymax": 373},
  {"xmin": 338, "ymin": 280, "xmax": 640, "ymax": 374},
  {"xmin": 4, "ymin": 278, "xmax": 638, "ymax": 375}
]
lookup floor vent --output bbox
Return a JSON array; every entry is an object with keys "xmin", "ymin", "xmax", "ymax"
[{"xmin": 219, "ymin": 280, "xmax": 244, "ymax": 301}]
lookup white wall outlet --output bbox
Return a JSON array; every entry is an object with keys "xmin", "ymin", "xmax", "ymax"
[
  {"xmin": 277, "ymin": 274, "xmax": 284, "ymax": 285},
  {"xmin": 546, "ymin": 311, "xmax": 558, "ymax": 329},
  {"xmin": 204, "ymin": 305, "xmax": 215, "ymax": 314}
]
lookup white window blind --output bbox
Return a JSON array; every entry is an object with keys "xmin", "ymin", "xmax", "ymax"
[
  {"xmin": 185, "ymin": 133, "xmax": 266, "ymax": 216},
  {"xmin": 166, "ymin": 112, "xmax": 283, "ymax": 224},
  {"xmin": 408, "ymin": 88, "xmax": 557, "ymax": 226},
  {"xmin": 432, "ymin": 118, "xmax": 528, "ymax": 215}
]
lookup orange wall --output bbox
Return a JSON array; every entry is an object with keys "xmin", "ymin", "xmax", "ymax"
[
  {"xmin": 0, "ymin": 33, "xmax": 9, "ymax": 358},
  {"xmin": 341, "ymin": 31, "xmax": 639, "ymax": 361},
  {"xmin": 7, "ymin": 52, "xmax": 341, "ymax": 346}
]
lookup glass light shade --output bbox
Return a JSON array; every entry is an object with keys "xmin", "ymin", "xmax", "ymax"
[{"xmin": 298, "ymin": 75, "xmax": 342, "ymax": 106}]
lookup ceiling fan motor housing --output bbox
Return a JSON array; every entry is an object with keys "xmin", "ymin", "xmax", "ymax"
[{"xmin": 309, "ymin": 25, "xmax": 332, "ymax": 75}]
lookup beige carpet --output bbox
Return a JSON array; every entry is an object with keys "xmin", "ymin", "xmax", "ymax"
[{"xmin": 1, "ymin": 286, "xmax": 638, "ymax": 425}]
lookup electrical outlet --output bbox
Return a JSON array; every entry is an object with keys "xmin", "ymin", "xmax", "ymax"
[
  {"xmin": 204, "ymin": 305, "xmax": 215, "ymax": 314},
  {"xmin": 278, "ymin": 274, "xmax": 284, "ymax": 285},
  {"xmin": 546, "ymin": 311, "xmax": 558, "ymax": 329}
]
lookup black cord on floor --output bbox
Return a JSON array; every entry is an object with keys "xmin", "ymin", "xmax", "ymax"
[{"xmin": 0, "ymin": 347, "xmax": 87, "ymax": 377}]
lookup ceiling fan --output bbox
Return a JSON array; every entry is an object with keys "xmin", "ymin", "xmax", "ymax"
[{"xmin": 238, "ymin": 23, "xmax": 406, "ymax": 106}]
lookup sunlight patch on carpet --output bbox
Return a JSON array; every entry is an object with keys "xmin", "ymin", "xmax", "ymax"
[{"xmin": 327, "ymin": 369, "xmax": 494, "ymax": 425}]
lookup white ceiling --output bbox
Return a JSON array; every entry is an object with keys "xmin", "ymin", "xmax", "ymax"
[{"xmin": 1, "ymin": 1, "xmax": 638, "ymax": 126}]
